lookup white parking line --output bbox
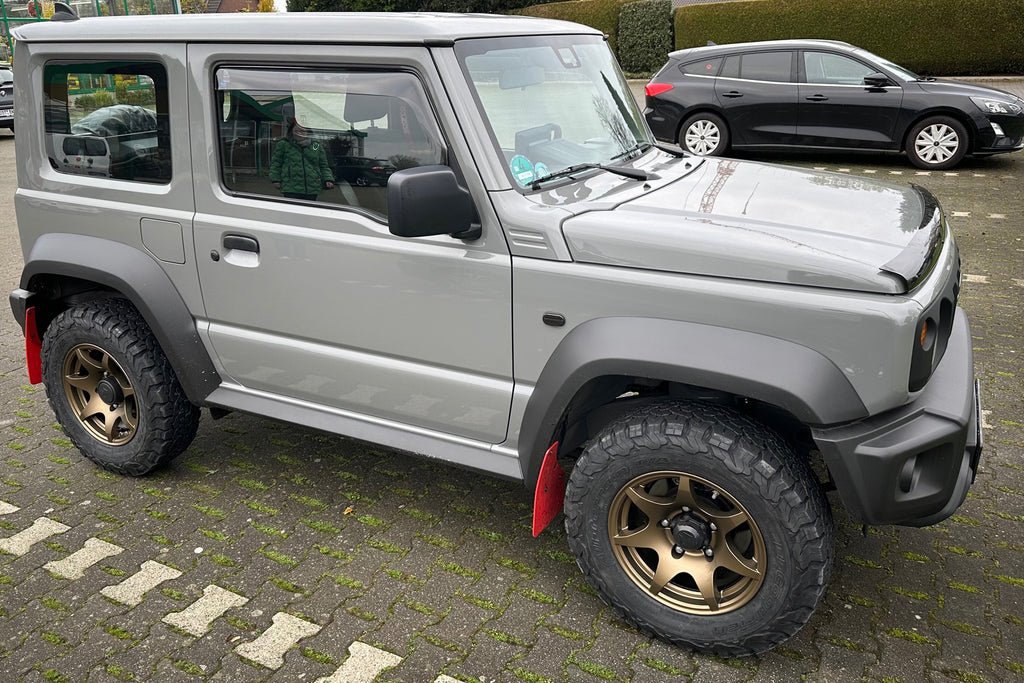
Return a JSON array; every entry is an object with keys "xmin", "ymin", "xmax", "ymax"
[
  {"xmin": 863, "ymin": 169, "xmax": 877, "ymax": 173},
  {"xmin": 163, "ymin": 584, "xmax": 248, "ymax": 637},
  {"xmin": 434, "ymin": 676, "xmax": 461, "ymax": 683},
  {"xmin": 101, "ymin": 560, "xmax": 182, "ymax": 606},
  {"xmin": 0, "ymin": 501, "xmax": 18, "ymax": 515},
  {"xmin": 963, "ymin": 274, "xmax": 989, "ymax": 284},
  {"xmin": 982, "ymin": 410, "xmax": 993, "ymax": 431},
  {"xmin": 0, "ymin": 517, "xmax": 69, "ymax": 556},
  {"xmin": 314, "ymin": 642, "xmax": 403, "ymax": 683},
  {"xmin": 235, "ymin": 612, "xmax": 322, "ymax": 669},
  {"xmin": 987, "ymin": 214, "xmax": 1006, "ymax": 219},
  {"xmin": 952, "ymin": 211, "xmax": 971, "ymax": 217},
  {"xmin": 44, "ymin": 537, "xmax": 122, "ymax": 580},
  {"xmin": 915, "ymin": 171, "xmax": 931, "ymax": 176}
]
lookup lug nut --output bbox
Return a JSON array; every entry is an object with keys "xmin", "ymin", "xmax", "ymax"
[
  {"xmin": 682, "ymin": 506, "xmax": 690, "ymax": 513},
  {"xmin": 660, "ymin": 519, "xmax": 670, "ymax": 527},
  {"xmin": 704, "ymin": 548, "xmax": 714, "ymax": 558},
  {"xmin": 709, "ymin": 523, "xmax": 717, "ymax": 532},
  {"xmin": 674, "ymin": 545, "xmax": 684, "ymax": 554}
]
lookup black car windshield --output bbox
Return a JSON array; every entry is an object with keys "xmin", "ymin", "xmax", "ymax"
[
  {"xmin": 455, "ymin": 35, "xmax": 650, "ymax": 190},
  {"xmin": 853, "ymin": 49, "xmax": 921, "ymax": 82}
]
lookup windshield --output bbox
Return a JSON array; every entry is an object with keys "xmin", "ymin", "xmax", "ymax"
[
  {"xmin": 456, "ymin": 35, "xmax": 649, "ymax": 189},
  {"xmin": 853, "ymin": 48, "xmax": 921, "ymax": 82}
]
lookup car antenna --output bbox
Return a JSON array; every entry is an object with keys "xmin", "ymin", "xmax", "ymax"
[{"xmin": 51, "ymin": 2, "xmax": 79, "ymax": 21}]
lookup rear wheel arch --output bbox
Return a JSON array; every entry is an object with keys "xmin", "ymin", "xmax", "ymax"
[{"xmin": 675, "ymin": 108, "xmax": 731, "ymax": 154}]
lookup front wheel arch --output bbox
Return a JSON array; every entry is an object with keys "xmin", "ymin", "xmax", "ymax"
[{"xmin": 902, "ymin": 113, "xmax": 974, "ymax": 169}]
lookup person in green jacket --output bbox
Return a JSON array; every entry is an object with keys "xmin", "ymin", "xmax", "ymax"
[{"xmin": 269, "ymin": 119, "xmax": 335, "ymax": 201}]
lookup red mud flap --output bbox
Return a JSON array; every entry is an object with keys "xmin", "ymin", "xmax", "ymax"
[
  {"xmin": 25, "ymin": 307, "xmax": 42, "ymax": 385},
  {"xmin": 532, "ymin": 442, "xmax": 566, "ymax": 537}
]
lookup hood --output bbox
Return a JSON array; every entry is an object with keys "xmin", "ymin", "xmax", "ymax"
[
  {"xmin": 916, "ymin": 78, "xmax": 1024, "ymax": 105},
  {"xmin": 562, "ymin": 157, "xmax": 942, "ymax": 294}
]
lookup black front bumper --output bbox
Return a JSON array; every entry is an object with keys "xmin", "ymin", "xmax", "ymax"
[{"xmin": 812, "ymin": 308, "xmax": 982, "ymax": 526}]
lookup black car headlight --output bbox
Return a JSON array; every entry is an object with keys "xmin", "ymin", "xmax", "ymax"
[{"xmin": 970, "ymin": 96, "xmax": 1022, "ymax": 115}]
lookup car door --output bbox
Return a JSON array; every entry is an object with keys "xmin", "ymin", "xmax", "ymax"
[
  {"xmin": 797, "ymin": 51, "xmax": 904, "ymax": 149},
  {"xmin": 714, "ymin": 50, "xmax": 798, "ymax": 146},
  {"xmin": 188, "ymin": 44, "xmax": 514, "ymax": 445}
]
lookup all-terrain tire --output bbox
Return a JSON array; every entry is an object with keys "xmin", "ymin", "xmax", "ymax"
[
  {"xmin": 564, "ymin": 400, "xmax": 833, "ymax": 656},
  {"xmin": 41, "ymin": 298, "xmax": 200, "ymax": 476}
]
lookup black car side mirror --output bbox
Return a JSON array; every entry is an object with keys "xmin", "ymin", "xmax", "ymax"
[
  {"xmin": 387, "ymin": 166, "xmax": 481, "ymax": 241},
  {"xmin": 864, "ymin": 73, "xmax": 892, "ymax": 88}
]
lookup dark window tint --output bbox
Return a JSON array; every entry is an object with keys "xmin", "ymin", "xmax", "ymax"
[
  {"xmin": 740, "ymin": 52, "xmax": 793, "ymax": 82},
  {"xmin": 43, "ymin": 62, "xmax": 170, "ymax": 184},
  {"xmin": 803, "ymin": 52, "xmax": 874, "ymax": 85},
  {"xmin": 680, "ymin": 58, "xmax": 722, "ymax": 76},
  {"xmin": 215, "ymin": 68, "xmax": 443, "ymax": 219},
  {"xmin": 721, "ymin": 55, "xmax": 740, "ymax": 79}
]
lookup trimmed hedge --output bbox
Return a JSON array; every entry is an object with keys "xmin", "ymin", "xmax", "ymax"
[
  {"xmin": 513, "ymin": 0, "xmax": 638, "ymax": 54},
  {"xmin": 674, "ymin": 0, "xmax": 1024, "ymax": 76},
  {"xmin": 618, "ymin": 0, "xmax": 673, "ymax": 74}
]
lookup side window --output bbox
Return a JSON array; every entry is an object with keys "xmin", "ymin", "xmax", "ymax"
[
  {"xmin": 803, "ymin": 52, "xmax": 875, "ymax": 85},
  {"xmin": 720, "ymin": 55, "xmax": 740, "ymax": 79},
  {"xmin": 679, "ymin": 58, "xmax": 722, "ymax": 76},
  {"xmin": 739, "ymin": 52, "xmax": 793, "ymax": 82},
  {"xmin": 43, "ymin": 62, "xmax": 171, "ymax": 184},
  {"xmin": 215, "ymin": 68, "xmax": 444, "ymax": 219}
]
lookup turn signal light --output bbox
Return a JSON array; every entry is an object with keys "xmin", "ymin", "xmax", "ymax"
[
  {"xmin": 645, "ymin": 82, "xmax": 674, "ymax": 97},
  {"xmin": 920, "ymin": 320, "xmax": 928, "ymax": 347}
]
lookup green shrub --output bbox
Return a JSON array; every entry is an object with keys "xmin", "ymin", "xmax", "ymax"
[
  {"xmin": 674, "ymin": 0, "xmax": 1024, "ymax": 76},
  {"xmin": 618, "ymin": 0, "xmax": 673, "ymax": 75},
  {"xmin": 513, "ymin": 0, "xmax": 638, "ymax": 54}
]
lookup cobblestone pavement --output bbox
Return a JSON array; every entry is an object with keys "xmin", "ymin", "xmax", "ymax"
[{"xmin": 0, "ymin": 105, "xmax": 1023, "ymax": 683}]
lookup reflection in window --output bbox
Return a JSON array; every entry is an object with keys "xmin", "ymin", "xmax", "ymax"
[
  {"xmin": 803, "ymin": 52, "xmax": 874, "ymax": 85},
  {"xmin": 43, "ymin": 62, "xmax": 171, "ymax": 183},
  {"xmin": 215, "ymin": 69, "xmax": 444, "ymax": 218}
]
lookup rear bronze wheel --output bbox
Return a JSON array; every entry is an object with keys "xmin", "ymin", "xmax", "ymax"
[
  {"xmin": 565, "ymin": 400, "xmax": 833, "ymax": 656},
  {"xmin": 42, "ymin": 298, "xmax": 199, "ymax": 476}
]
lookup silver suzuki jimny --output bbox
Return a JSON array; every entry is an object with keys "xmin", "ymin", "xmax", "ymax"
[{"xmin": 9, "ymin": 9, "xmax": 982, "ymax": 655}]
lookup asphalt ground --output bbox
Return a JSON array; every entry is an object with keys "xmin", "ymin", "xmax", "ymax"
[{"xmin": 0, "ymin": 87, "xmax": 1023, "ymax": 682}]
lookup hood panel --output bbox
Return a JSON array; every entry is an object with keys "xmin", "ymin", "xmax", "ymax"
[
  {"xmin": 917, "ymin": 79, "xmax": 1024, "ymax": 103},
  {"xmin": 563, "ymin": 158, "xmax": 935, "ymax": 293}
]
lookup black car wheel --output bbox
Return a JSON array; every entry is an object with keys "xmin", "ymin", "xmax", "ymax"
[
  {"xmin": 564, "ymin": 400, "xmax": 833, "ymax": 656},
  {"xmin": 42, "ymin": 298, "xmax": 200, "ymax": 476},
  {"xmin": 679, "ymin": 113, "xmax": 729, "ymax": 156},
  {"xmin": 906, "ymin": 116, "xmax": 969, "ymax": 170}
]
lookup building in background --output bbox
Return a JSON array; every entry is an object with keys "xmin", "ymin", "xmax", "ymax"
[{"xmin": 1, "ymin": 0, "xmax": 181, "ymax": 62}]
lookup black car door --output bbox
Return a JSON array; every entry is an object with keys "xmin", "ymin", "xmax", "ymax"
[
  {"xmin": 714, "ymin": 51, "xmax": 797, "ymax": 146},
  {"xmin": 796, "ymin": 51, "xmax": 904, "ymax": 149}
]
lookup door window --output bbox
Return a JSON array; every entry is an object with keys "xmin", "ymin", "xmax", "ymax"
[
  {"xmin": 215, "ymin": 68, "xmax": 444, "ymax": 219},
  {"xmin": 738, "ymin": 52, "xmax": 794, "ymax": 82},
  {"xmin": 803, "ymin": 52, "xmax": 875, "ymax": 85},
  {"xmin": 43, "ymin": 62, "xmax": 170, "ymax": 184}
]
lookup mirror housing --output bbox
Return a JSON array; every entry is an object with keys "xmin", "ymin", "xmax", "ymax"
[
  {"xmin": 864, "ymin": 72, "xmax": 892, "ymax": 88},
  {"xmin": 387, "ymin": 166, "xmax": 481, "ymax": 240}
]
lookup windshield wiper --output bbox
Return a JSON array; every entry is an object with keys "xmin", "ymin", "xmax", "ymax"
[
  {"xmin": 531, "ymin": 162, "xmax": 659, "ymax": 190},
  {"xmin": 611, "ymin": 141, "xmax": 653, "ymax": 161}
]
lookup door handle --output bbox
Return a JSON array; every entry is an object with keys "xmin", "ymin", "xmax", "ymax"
[
  {"xmin": 223, "ymin": 235, "xmax": 259, "ymax": 253},
  {"xmin": 805, "ymin": 95, "xmax": 829, "ymax": 102},
  {"xmin": 721, "ymin": 91, "xmax": 744, "ymax": 98}
]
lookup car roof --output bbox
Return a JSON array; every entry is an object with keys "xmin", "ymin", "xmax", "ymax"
[
  {"xmin": 12, "ymin": 12, "xmax": 600, "ymax": 45},
  {"xmin": 668, "ymin": 39, "xmax": 856, "ymax": 62}
]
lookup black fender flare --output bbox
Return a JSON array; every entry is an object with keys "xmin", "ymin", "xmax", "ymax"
[
  {"xmin": 18, "ymin": 233, "xmax": 220, "ymax": 404},
  {"xmin": 519, "ymin": 317, "xmax": 868, "ymax": 488}
]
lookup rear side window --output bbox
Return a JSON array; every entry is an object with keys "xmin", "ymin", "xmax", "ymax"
[
  {"xmin": 720, "ymin": 52, "xmax": 793, "ymax": 83},
  {"xmin": 43, "ymin": 62, "xmax": 170, "ymax": 184},
  {"xmin": 215, "ymin": 68, "xmax": 444, "ymax": 219},
  {"xmin": 679, "ymin": 58, "xmax": 722, "ymax": 76}
]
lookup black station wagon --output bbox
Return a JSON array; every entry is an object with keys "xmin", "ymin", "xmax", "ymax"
[{"xmin": 644, "ymin": 39, "xmax": 1024, "ymax": 169}]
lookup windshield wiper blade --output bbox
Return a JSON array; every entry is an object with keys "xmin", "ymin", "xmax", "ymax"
[
  {"xmin": 611, "ymin": 141, "xmax": 653, "ymax": 161},
  {"xmin": 530, "ymin": 162, "xmax": 658, "ymax": 190}
]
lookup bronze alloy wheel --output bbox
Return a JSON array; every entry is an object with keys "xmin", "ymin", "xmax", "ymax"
[
  {"xmin": 608, "ymin": 470, "xmax": 766, "ymax": 615},
  {"xmin": 61, "ymin": 343, "xmax": 139, "ymax": 445}
]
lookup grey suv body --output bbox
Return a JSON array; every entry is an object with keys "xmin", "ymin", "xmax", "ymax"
[{"xmin": 9, "ymin": 12, "xmax": 981, "ymax": 655}]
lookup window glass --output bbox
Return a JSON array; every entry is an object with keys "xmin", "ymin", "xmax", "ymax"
[
  {"xmin": 43, "ymin": 62, "xmax": 170, "ymax": 184},
  {"xmin": 216, "ymin": 69, "xmax": 444, "ymax": 219},
  {"xmin": 739, "ymin": 52, "xmax": 792, "ymax": 82},
  {"xmin": 804, "ymin": 52, "xmax": 874, "ymax": 85},
  {"xmin": 680, "ymin": 58, "xmax": 722, "ymax": 76},
  {"xmin": 720, "ymin": 55, "xmax": 740, "ymax": 79}
]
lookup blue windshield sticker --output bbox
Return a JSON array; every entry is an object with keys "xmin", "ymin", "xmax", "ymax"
[
  {"xmin": 533, "ymin": 162, "xmax": 549, "ymax": 180},
  {"xmin": 510, "ymin": 155, "xmax": 535, "ymax": 185}
]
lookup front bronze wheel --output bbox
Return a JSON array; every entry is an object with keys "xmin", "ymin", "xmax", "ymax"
[
  {"xmin": 565, "ymin": 400, "xmax": 833, "ymax": 656},
  {"xmin": 62, "ymin": 343, "xmax": 139, "ymax": 445},
  {"xmin": 609, "ymin": 471, "xmax": 766, "ymax": 615}
]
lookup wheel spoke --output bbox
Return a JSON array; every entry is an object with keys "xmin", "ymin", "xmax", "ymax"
[
  {"xmin": 705, "ymin": 508, "xmax": 747, "ymax": 534},
  {"xmin": 74, "ymin": 347, "xmax": 105, "ymax": 373},
  {"xmin": 612, "ymin": 523, "xmax": 667, "ymax": 550},
  {"xmin": 79, "ymin": 393, "xmax": 110, "ymax": 421},
  {"xmin": 687, "ymin": 560, "xmax": 720, "ymax": 611},
  {"xmin": 64, "ymin": 373, "xmax": 98, "ymax": 391},
  {"xmin": 715, "ymin": 541, "xmax": 761, "ymax": 579},
  {"xmin": 648, "ymin": 553, "xmax": 682, "ymax": 596},
  {"xmin": 623, "ymin": 483, "xmax": 676, "ymax": 520}
]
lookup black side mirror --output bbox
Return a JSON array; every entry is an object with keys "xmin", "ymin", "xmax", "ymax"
[
  {"xmin": 864, "ymin": 72, "xmax": 892, "ymax": 88},
  {"xmin": 387, "ymin": 166, "xmax": 481, "ymax": 241}
]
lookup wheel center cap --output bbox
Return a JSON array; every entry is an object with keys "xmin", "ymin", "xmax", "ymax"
[
  {"xmin": 96, "ymin": 378, "xmax": 123, "ymax": 405},
  {"xmin": 670, "ymin": 512, "xmax": 711, "ymax": 551}
]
